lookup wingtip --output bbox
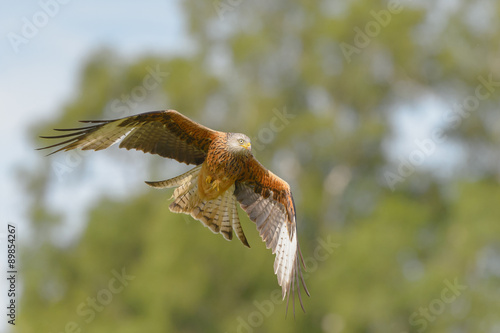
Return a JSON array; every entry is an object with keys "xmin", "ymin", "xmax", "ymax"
[{"xmin": 35, "ymin": 145, "xmax": 61, "ymax": 156}]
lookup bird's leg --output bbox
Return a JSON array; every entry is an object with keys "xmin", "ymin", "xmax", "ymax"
[{"xmin": 205, "ymin": 175, "xmax": 212, "ymax": 184}]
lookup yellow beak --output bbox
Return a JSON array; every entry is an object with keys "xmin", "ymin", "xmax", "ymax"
[{"xmin": 241, "ymin": 142, "xmax": 251, "ymax": 150}]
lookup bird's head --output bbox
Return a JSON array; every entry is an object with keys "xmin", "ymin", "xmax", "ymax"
[{"xmin": 227, "ymin": 133, "xmax": 252, "ymax": 156}]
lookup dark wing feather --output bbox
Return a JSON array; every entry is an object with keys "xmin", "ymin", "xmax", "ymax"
[
  {"xmin": 38, "ymin": 110, "xmax": 219, "ymax": 165},
  {"xmin": 234, "ymin": 157, "xmax": 309, "ymax": 316}
]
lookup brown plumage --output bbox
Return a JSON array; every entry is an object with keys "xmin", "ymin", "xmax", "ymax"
[{"xmin": 38, "ymin": 109, "xmax": 309, "ymax": 315}]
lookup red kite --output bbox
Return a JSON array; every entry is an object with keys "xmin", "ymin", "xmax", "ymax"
[{"xmin": 39, "ymin": 110, "xmax": 309, "ymax": 314}]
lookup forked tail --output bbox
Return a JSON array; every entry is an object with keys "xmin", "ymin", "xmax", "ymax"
[{"xmin": 145, "ymin": 166, "xmax": 250, "ymax": 247}]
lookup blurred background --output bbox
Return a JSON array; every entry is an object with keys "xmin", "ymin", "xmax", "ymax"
[{"xmin": 2, "ymin": 0, "xmax": 500, "ymax": 332}]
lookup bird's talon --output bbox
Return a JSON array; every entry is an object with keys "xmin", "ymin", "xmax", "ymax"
[
  {"xmin": 211, "ymin": 180, "xmax": 220, "ymax": 191},
  {"xmin": 206, "ymin": 176, "xmax": 212, "ymax": 184}
]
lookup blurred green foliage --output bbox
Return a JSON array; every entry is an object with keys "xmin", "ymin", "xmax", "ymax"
[{"xmin": 19, "ymin": 1, "xmax": 500, "ymax": 332}]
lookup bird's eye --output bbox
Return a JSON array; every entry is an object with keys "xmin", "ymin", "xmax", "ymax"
[{"xmin": 238, "ymin": 139, "xmax": 244, "ymax": 144}]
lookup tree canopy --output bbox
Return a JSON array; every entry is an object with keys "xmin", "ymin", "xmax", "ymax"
[{"xmin": 19, "ymin": 1, "xmax": 500, "ymax": 332}]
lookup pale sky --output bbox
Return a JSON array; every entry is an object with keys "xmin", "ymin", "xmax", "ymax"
[
  {"xmin": 1, "ymin": 1, "xmax": 188, "ymax": 330},
  {"xmin": 1, "ymin": 0, "xmax": 188, "ymax": 225}
]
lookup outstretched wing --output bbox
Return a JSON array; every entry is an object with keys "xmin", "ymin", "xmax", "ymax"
[
  {"xmin": 234, "ymin": 156, "xmax": 309, "ymax": 316},
  {"xmin": 38, "ymin": 110, "xmax": 219, "ymax": 165}
]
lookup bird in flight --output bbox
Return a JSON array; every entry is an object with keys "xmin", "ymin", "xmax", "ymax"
[{"xmin": 38, "ymin": 110, "xmax": 309, "ymax": 314}]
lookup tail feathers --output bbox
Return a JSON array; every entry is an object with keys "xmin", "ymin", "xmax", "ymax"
[
  {"xmin": 192, "ymin": 194, "xmax": 230, "ymax": 239},
  {"xmin": 148, "ymin": 166, "xmax": 250, "ymax": 248},
  {"xmin": 145, "ymin": 165, "xmax": 202, "ymax": 189},
  {"xmin": 189, "ymin": 184, "xmax": 250, "ymax": 248},
  {"xmin": 169, "ymin": 182, "xmax": 202, "ymax": 213}
]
